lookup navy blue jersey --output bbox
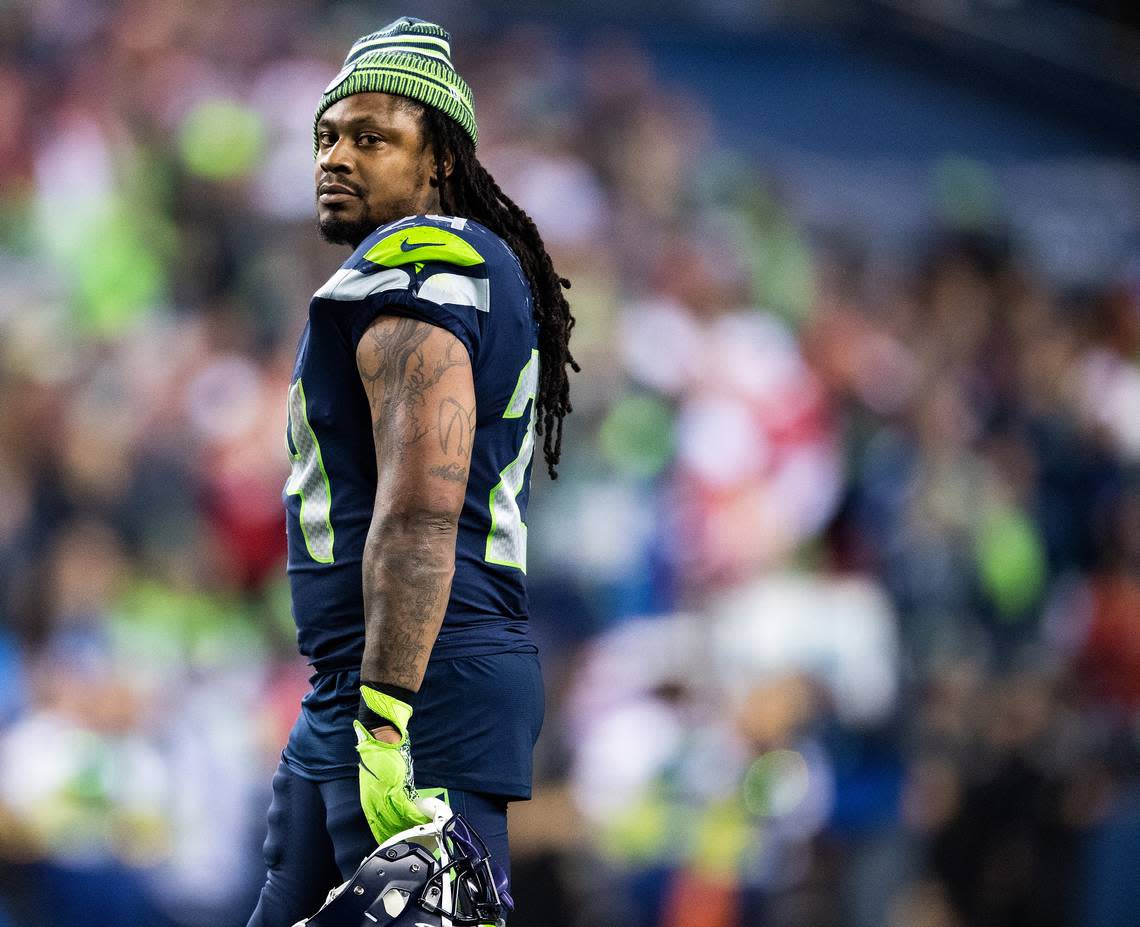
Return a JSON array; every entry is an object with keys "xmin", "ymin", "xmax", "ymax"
[{"xmin": 281, "ymin": 214, "xmax": 542, "ymax": 790}]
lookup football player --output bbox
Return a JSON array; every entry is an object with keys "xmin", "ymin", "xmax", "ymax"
[{"xmin": 247, "ymin": 16, "xmax": 576, "ymax": 927}]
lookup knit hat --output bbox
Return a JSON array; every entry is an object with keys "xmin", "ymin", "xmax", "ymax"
[{"xmin": 314, "ymin": 16, "xmax": 477, "ymax": 155}]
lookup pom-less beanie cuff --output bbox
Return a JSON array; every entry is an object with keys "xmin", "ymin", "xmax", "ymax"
[{"xmin": 314, "ymin": 16, "xmax": 477, "ymax": 156}]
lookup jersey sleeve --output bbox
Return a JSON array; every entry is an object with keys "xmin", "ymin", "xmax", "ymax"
[{"xmin": 314, "ymin": 222, "xmax": 490, "ymax": 361}]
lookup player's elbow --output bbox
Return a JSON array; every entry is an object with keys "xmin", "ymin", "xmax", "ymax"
[{"xmin": 371, "ymin": 504, "xmax": 460, "ymax": 539}]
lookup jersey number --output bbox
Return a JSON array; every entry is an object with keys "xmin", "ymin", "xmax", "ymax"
[
  {"xmin": 285, "ymin": 379, "xmax": 335, "ymax": 563},
  {"xmin": 485, "ymin": 350, "xmax": 539, "ymax": 572}
]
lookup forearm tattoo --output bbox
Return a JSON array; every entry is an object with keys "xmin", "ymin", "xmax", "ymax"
[{"xmin": 360, "ymin": 526, "xmax": 454, "ymax": 689}]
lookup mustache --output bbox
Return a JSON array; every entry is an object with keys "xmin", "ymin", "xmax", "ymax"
[{"xmin": 317, "ymin": 177, "xmax": 365, "ymax": 196}]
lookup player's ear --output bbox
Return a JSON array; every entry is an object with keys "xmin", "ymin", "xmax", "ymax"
[
  {"xmin": 428, "ymin": 150, "xmax": 454, "ymax": 189},
  {"xmin": 426, "ymin": 144, "xmax": 451, "ymax": 185}
]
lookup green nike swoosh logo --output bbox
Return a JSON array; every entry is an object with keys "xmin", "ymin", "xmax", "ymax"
[{"xmin": 400, "ymin": 237, "xmax": 447, "ymax": 251}]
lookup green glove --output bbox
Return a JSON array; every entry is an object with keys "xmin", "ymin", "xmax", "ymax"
[{"xmin": 354, "ymin": 686, "xmax": 430, "ymax": 845}]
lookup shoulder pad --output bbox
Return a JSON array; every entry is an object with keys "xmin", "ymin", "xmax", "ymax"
[{"xmin": 363, "ymin": 225, "xmax": 485, "ymax": 269}]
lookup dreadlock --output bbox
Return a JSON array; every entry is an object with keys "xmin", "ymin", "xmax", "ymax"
[{"xmin": 417, "ymin": 104, "xmax": 579, "ymax": 479}]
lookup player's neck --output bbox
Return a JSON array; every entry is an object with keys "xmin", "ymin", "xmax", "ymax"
[{"xmin": 420, "ymin": 188, "xmax": 442, "ymax": 216}]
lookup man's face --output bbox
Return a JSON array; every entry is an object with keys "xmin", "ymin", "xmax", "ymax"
[{"xmin": 315, "ymin": 93, "xmax": 436, "ymax": 247}]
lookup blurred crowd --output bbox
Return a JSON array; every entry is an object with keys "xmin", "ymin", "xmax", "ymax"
[{"xmin": 1, "ymin": 2, "xmax": 1140, "ymax": 926}]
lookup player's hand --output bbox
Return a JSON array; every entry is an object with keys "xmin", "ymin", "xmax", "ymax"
[{"xmin": 354, "ymin": 686, "xmax": 430, "ymax": 845}]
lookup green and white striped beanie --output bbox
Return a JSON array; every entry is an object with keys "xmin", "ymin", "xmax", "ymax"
[{"xmin": 314, "ymin": 16, "xmax": 477, "ymax": 156}]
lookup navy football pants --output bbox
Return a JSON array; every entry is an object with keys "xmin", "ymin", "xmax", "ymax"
[{"xmin": 246, "ymin": 759, "xmax": 509, "ymax": 927}]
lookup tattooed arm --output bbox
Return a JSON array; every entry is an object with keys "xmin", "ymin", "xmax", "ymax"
[{"xmin": 355, "ymin": 315, "xmax": 475, "ymax": 733}]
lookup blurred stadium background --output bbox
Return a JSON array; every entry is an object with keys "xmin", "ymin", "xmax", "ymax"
[{"xmin": 2, "ymin": 0, "xmax": 1140, "ymax": 925}]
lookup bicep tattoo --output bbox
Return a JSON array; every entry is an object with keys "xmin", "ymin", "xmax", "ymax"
[{"xmin": 357, "ymin": 318, "xmax": 472, "ymax": 466}]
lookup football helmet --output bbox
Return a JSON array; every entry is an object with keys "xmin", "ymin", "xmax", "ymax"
[{"xmin": 293, "ymin": 801, "xmax": 509, "ymax": 927}]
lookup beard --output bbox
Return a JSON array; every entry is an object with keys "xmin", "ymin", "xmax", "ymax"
[
  {"xmin": 318, "ymin": 213, "xmax": 378, "ymax": 248},
  {"xmin": 316, "ymin": 168, "xmax": 432, "ymax": 248}
]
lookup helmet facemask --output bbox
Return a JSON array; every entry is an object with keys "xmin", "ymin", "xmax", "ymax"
[{"xmin": 418, "ymin": 814, "xmax": 504, "ymax": 925}]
